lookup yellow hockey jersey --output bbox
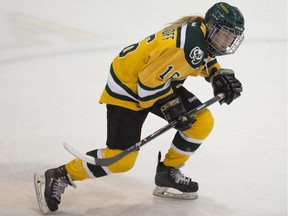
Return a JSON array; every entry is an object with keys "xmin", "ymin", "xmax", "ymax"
[{"xmin": 99, "ymin": 21, "xmax": 221, "ymax": 111}]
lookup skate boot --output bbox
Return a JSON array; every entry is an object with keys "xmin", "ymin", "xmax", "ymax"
[
  {"xmin": 153, "ymin": 152, "xmax": 198, "ymax": 200},
  {"xmin": 44, "ymin": 165, "xmax": 76, "ymax": 212}
]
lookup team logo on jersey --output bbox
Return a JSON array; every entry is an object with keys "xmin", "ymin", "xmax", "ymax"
[{"xmin": 189, "ymin": 46, "xmax": 204, "ymax": 66}]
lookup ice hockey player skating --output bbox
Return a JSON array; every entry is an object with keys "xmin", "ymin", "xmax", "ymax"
[{"xmin": 34, "ymin": 2, "xmax": 245, "ymax": 214}]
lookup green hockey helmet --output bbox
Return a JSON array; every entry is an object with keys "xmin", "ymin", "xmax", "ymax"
[{"xmin": 205, "ymin": 2, "xmax": 245, "ymax": 56}]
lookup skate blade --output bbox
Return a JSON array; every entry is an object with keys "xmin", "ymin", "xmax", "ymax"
[
  {"xmin": 153, "ymin": 186, "xmax": 198, "ymax": 200},
  {"xmin": 34, "ymin": 173, "xmax": 50, "ymax": 215}
]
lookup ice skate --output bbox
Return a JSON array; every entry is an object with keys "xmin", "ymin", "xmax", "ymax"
[
  {"xmin": 44, "ymin": 165, "xmax": 76, "ymax": 212},
  {"xmin": 153, "ymin": 153, "xmax": 198, "ymax": 200},
  {"xmin": 34, "ymin": 165, "xmax": 76, "ymax": 214}
]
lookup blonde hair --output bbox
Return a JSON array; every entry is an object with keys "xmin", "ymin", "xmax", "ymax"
[{"xmin": 163, "ymin": 15, "xmax": 204, "ymax": 31}]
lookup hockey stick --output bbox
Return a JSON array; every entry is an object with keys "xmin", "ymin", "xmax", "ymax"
[{"xmin": 63, "ymin": 93, "xmax": 225, "ymax": 166}]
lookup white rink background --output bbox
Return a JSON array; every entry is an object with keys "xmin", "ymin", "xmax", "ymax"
[{"xmin": 0, "ymin": 0, "xmax": 287, "ymax": 215}]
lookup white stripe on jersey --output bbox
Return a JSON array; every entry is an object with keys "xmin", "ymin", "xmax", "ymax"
[
  {"xmin": 107, "ymin": 72, "xmax": 138, "ymax": 101},
  {"xmin": 138, "ymin": 80, "xmax": 171, "ymax": 99},
  {"xmin": 180, "ymin": 24, "xmax": 188, "ymax": 49}
]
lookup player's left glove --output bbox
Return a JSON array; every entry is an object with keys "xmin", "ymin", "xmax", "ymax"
[
  {"xmin": 157, "ymin": 93, "xmax": 196, "ymax": 131},
  {"xmin": 210, "ymin": 69, "xmax": 243, "ymax": 105}
]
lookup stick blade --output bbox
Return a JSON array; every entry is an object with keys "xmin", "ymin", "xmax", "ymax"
[
  {"xmin": 63, "ymin": 142, "xmax": 131, "ymax": 166},
  {"xmin": 63, "ymin": 142, "xmax": 96, "ymax": 165}
]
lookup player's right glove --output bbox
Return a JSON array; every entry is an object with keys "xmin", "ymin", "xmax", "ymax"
[
  {"xmin": 210, "ymin": 69, "xmax": 243, "ymax": 105},
  {"xmin": 158, "ymin": 93, "xmax": 196, "ymax": 131}
]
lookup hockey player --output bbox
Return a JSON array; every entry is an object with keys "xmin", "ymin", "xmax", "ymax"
[{"xmin": 36, "ymin": 2, "xmax": 245, "ymax": 213}]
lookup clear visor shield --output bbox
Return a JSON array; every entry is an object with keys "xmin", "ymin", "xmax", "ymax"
[{"xmin": 207, "ymin": 25, "xmax": 244, "ymax": 56}]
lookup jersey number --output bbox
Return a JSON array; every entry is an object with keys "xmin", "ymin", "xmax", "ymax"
[
  {"xmin": 118, "ymin": 34, "xmax": 156, "ymax": 58},
  {"xmin": 159, "ymin": 65, "xmax": 180, "ymax": 80}
]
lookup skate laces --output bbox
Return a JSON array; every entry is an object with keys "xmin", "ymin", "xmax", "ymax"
[
  {"xmin": 51, "ymin": 178, "xmax": 68, "ymax": 202},
  {"xmin": 170, "ymin": 168, "xmax": 191, "ymax": 186}
]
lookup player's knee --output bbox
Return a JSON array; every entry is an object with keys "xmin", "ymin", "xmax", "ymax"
[
  {"xmin": 184, "ymin": 109, "xmax": 214, "ymax": 140},
  {"xmin": 199, "ymin": 108, "xmax": 214, "ymax": 132},
  {"xmin": 107, "ymin": 151, "xmax": 139, "ymax": 173}
]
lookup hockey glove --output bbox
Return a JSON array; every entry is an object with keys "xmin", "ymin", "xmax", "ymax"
[
  {"xmin": 210, "ymin": 69, "xmax": 243, "ymax": 105},
  {"xmin": 158, "ymin": 93, "xmax": 196, "ymax": 131}
]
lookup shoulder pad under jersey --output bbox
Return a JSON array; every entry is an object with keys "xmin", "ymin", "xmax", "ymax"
[{"xmin": 177, "ymin": 22, "xmax": 207, "ymax": 69}]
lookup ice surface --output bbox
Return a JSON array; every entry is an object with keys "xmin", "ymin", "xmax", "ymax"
[{"xmin": 0, "ymin": 0, "xmax": 287, "ymax": 215}]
